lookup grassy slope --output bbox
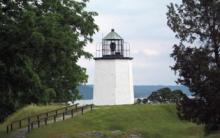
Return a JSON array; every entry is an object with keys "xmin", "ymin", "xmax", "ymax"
[
  {"xmin": 25, "ymin": 104, "xmax": 219, "ymax": 138},
  {"xmin": 0, "ymin": 104, "xmax": 64, "ymax": 138}
]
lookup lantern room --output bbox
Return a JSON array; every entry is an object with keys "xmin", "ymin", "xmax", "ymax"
[{"xmin": 95, "ymin": 29, "xmax": 132, "ymax": 59}]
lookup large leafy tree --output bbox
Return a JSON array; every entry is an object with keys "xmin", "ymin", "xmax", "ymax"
[
  {"xmin": 167, "ymin": 0, "xmax": 220, "ymax": 133},
  {"xmin": 0, "ymin": 0, "xmax": 98, "ymax": 122},
  {"xmin": 145, "ymin": 88, "xmax": 187, "ymax": 103}
]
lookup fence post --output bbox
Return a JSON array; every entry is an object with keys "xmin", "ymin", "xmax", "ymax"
[
  {"xmin": 19, "ymin": 120, "xmax": 22, "ymax": 128},
  {"xmin": 37, "ymin": 116, "xmax": 40, "ymax": 128},
  {"xmin": 10, "ymin": 123, "xmax": 13, "ymax": 131},
  {"xmin": 71, "ymin": 109, "xmax": 74, "ymax": 118},
  {"xmin": 45, "ymin": 118, "xmax": 47, "ymax": 125},
  {"xmin": 81, "ymin": 106, "xmax": 84, "ymax": 115},
  {"xmin": 63, "ymin": 112, "xmax": 65, "ymax": 120},
  {"xmin": 31, "ymin": 122, "xmax": 33, "ymax": 129},
  {"xmin": 28, "ymin": 117, "xmax": 31, "ymax": 133},
  {"xmin": 91, "ymin": 104, "xmax": 93, "ymax": 111},
  {"xmin": 75, "ymin": 104, "xmax": 78, "ymax": 111},
  {"xmin": 54, "ymin": 115, "xmax": 56, "ymax": 123},
  {"xmin": 6, "ymin": 125, "xmax": 9, "ymax": 133}
]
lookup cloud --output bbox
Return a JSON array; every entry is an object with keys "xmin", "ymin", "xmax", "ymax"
[{"xmin": 142, "ymin": 49, "xmax": 160, "ymax": 57}]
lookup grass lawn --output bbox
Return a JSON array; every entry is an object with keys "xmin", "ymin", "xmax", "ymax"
[
  {"xmin": 0, "ymin": 104, "xmax": 65, "ymax": 138},
  {"xmin": 1, "ymin": 104, "xmax": 219, "ymax": 138},
  {"xmin": 24, "ymin": 104, "xmax": 220, "ymax": 138}
]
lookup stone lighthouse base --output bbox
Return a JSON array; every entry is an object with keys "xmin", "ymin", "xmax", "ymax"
[{"xmin": 93, "ymin": 59, "xmax": 134, "ymax": 105}]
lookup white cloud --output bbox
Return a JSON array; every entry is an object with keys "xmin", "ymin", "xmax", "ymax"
[{"xmin": 142, "ymin": 49, "xmax": 159, "ymax": 57}]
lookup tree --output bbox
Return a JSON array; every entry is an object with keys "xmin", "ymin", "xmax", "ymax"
[
  {"xmin": 0, "ymin": 0, "xmax": 98, "ymax": 122},
  {"xmin": 167, "ymin": 0, "xmax": 220, "ymax": 133},
  {"xmin": 145, "ymin": 88, "xmax": 187, "ymax": 103},
  {"xmin": 136, "ymin": 98, "xmax": 142, "ymax": 104}
]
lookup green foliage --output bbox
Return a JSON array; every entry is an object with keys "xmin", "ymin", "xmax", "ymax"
[
  {"xmin": 42, "ymin": 88, "xmax": 56, "ymax": 104},
  {"xmin": 167, "ymin": 0, "xmax": 220, "ymax": 133},
  {"xmin": 143, "ymin": 88, "xmax": 187, "ymax": 103},
  {"xmin": 135, "ymin": 98, "xmax": 142, "ymax": 104},
  {"xmin": 0, "ymin": 0, "xmax": 98, "ymax": 122}
]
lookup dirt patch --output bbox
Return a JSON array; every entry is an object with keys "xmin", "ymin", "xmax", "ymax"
[
  {"xmin": 10, "ymin": 128, "xmax": 27, "ymax": 138},
  {"xmin": 127, "ymin": 133, "xmax": 143, "ymax": 138},
  {"xmin": 79, "ymin": 131, "xmax": 109, "ymax": 138}
]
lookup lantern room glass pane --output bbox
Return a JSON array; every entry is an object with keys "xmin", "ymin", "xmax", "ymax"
[{"xmin": 102, "ymin": 40, "xmax": 124, "ymax": 57}]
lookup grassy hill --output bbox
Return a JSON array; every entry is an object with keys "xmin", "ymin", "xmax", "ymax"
[
  {"xmin": 25, "ymin": 104, "xmax": 219, "ymax": 138},
  {"xmin": 1, "ymin": 104, "xmax": 220, "ymax": 138}
]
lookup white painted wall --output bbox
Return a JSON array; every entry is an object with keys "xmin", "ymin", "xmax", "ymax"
[
  {"xmin": 115, "ymin": 60, "xmax": 134, "ymax": 104},
  {"xmin": 93, "ymin": 59, "xmax": 134, "ymax": 105}
]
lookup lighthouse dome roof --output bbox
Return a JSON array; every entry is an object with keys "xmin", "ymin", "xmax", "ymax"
[{"xmin": 103, "ymin": 29, "xmax": 123, "ymax": 40}]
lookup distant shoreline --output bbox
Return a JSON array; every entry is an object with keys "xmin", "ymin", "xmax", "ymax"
[{"xmin": 79, "ymin": 85, "xmax": 191, "ymax": 100}]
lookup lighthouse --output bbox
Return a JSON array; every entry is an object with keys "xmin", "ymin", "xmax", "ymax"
[{"xmin": 93, "ymin": 29, "xmax": 134, "ymax": 105}]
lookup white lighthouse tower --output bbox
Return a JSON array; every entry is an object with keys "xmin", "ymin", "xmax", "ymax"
[{"xmin": 93, "ymin": 29, "xmax": 134, "ymax": 105}]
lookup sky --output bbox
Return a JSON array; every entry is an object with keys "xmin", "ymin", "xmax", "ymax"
[{"xmin": 77, "ymin": 0, "xmax": 180, "ymax": 85}]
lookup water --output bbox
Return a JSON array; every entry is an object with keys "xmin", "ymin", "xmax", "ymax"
[{"xmin": 79, "ymin": 85, "xmax": 191, "ymax": 100}]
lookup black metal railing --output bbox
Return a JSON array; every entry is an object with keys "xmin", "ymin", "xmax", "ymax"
[{"xmin": 95, "ymin": 42, "xmax": 132, "ymax": 59}]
